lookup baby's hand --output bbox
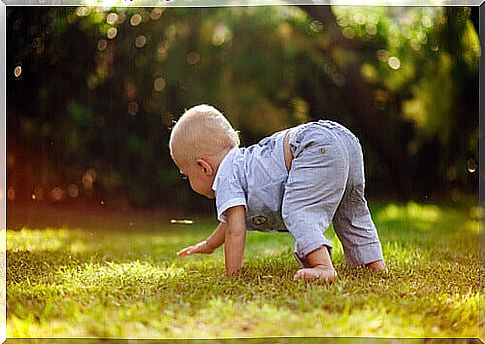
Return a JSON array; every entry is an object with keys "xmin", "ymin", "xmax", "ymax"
[
  {"xmin": 293, "ymin": 265, "xmax": 337, "ymax": 283},
  {"xmin": 177, "ymin": 240, "xmax": 214, "ymax": 257}
]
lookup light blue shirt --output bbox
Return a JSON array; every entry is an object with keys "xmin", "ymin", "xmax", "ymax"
[{"xmin": 212, "ymin": 129, "xmax": 290, "ymax": 232}]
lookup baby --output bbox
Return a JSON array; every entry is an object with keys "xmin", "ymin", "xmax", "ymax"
[{"xmin": 170, "ymin": 104, "xmax": 385, "ymax": 282}]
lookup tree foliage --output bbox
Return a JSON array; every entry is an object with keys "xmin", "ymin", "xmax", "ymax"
[{"xmin": 6, "ymin": 6, "xmax": 479, "ymax": 208}]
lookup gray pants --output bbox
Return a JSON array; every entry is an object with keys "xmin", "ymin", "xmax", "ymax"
[{"xmin": 281, "ymin": 120, "xmax": 384, "ymax": 267}]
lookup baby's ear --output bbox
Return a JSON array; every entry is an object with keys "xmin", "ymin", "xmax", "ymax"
[{"xmin": 196, "ymin": 159, "xmax": 213, "ymax": 174}]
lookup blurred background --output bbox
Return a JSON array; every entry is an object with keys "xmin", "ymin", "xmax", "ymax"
[{"xmin": 6, "ymin": 6, "xmax": 480, "ymax": 215}]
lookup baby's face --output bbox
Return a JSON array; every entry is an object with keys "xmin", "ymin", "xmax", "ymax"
[
  {"xmin": 180, "ymin": 164, "xmax": 215, "ymax": 199},
  {"xmin": 173, "ymin": 154, "xmax": 215, "ymax": 199}
]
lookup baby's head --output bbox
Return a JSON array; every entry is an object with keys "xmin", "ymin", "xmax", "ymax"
[{"xmin": 169, "ymin": 104, "xmax": 239, "ymax": 198}]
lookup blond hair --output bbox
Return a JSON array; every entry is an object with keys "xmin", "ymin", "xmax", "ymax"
[{"xmin": 169, "ymin": 105, "xmax": 240, "ymax": 165}]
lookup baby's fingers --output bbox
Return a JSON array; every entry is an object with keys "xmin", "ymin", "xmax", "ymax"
[{"xmin": 177, "ymin": 246, "xmax": 194, "ymax": 257}]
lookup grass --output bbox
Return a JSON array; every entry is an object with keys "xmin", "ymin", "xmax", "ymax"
[{"xmin": 5, "ymin": 201, "xmax": 483, "ymax": 339}]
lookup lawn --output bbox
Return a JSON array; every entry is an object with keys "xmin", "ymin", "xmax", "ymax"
[{"xmin": 6, "ymin": 201, "xmax": 482, "ymax": 339}]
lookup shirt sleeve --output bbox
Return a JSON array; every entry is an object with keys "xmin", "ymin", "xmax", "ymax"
[{"xmin": 213, "ymin": 176, "xmax": 246, "ymax": 222}]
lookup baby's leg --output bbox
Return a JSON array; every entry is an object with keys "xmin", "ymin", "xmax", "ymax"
[
  {"xmin": 332, "ymin": 134, "xmax": 385, "ymax": 269},
  {"xmin": 282, "ymin": 126, "xmax": 348, "ymax": 279}
]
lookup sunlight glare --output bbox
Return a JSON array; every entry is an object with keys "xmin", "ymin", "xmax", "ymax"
[
  {"xmin": 376, "ymin": 202, "xmax": 441, "ymax": 224},
  {"xmin": 7, "ymin": 228, "xmax": 70, "ymax": 252}
]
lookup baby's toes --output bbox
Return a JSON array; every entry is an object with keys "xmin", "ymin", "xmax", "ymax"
[{"xmin": 293, "ymin": 269, "xmax": 307, "ymax": 280}]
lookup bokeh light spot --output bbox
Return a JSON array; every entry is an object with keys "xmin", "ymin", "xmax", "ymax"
[
  {"xmin": 376, "ymin": 49, "xmax": 389, "ymax": 62},
  {"xmin": 106, "ymin": 13, "xmax": 118, "ymax": 25},
  {"xmin": 82, "ymin": 169, "xmax": 97, "ymax": 190},
  {"xmin": 332, "ymin": 73, "xmax": 345, "ymax": 87},
  {"xmin": 410, "ymin": 41, "xmax": 421, "ymax": 51},
  {"xmin": 125, "ymin": 80, "xmax": 137, "ymax": 99},
  {"xmin": 7, "ymin": 187, "xmax": 16, "ymax": 201},
  {"xmin": 150, "ymin": 8, "xmax": 164, "ymax": 20},
  {"xmin": 421, "ymin": 16, "xmax": 432, "ymax": 28},
  {"xmin": 14, "ymin": 66, "xmax": 22, "ymax": 78},
  {"xmin": 68, "ymin": 184, "xmax": 80, "ymax": 198},
  {"xmin": 87, "ymin": 75, "xmax": 99, "ymax": 90},
  {"xmin": 178, "ymin": 80, "xmax": 188, "ymax": 90},
  {"xmin": 117, "ymin": 12, "xmax": 126, "ymax": 24},
  {"xmin": 128, "ymin": 102, "xmax": 139, "ymax": 116},
  {"xmin": 50, "ymin": 187, "xmax": 65, "ymax": 202},
  {"xmin": 130, "ymin": 14, "xmax": 142, "ymax": 27},
  {"xmin": 186, "ymin": 51, "xmax": 200, "ymax": 65},
  {"xmin": 107, "ymin": 27, "xmax": 118, "ymax": 40},
  {"xmin": 353, "ymin": 12, "xmax": 365, "ymax": 25},
  {"xmin": 153, "ymin": 77, "xmax": 166, "ymax": 92},
  {"xmin": 388, "ymin": 56, "xmax": 401, "ymax": 70},
  {"xmin": 365, "ymin": 24, "xmax": 377, "ymax": 35},
  {"xmin": 75, "ymin": 7, "xmax": 91, "ymax": 17},
  {"xmin": 135, "ymin": 35, "xmax": 147, "ymax": 48},
  {"xmin": 212, "ymin": 24, "xmax": 232, "ymax": 46},
  {"xmin": 97, "ymin": 39, "xmax": 108, "ymax": 51},
  {"xmin": 309, "ymin": 20, "xmax": 323, "ymax": 33},
  {"xmin": 467, "ymin": 159, "xmax": 477, "ymax": 173},
  {"xmin": 342, "ymin": 27, "xmax": 355, "ymax": 39}
]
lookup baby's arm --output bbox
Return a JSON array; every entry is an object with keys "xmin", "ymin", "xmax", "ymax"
[
  {"xmin": 177, "ymin": 222, "xmax": 227, "ymax": 256},
  {"xmin": 224, "ymin": 205, "xmax": 247, "ymax": 276}
]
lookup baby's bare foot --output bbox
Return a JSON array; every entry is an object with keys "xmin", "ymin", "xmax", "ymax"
[
  {"xmin": 293, "ymin": 266, "xmax": 337, "ymax": 283},
  {"xmin": 365, "ymin": 260, "xmax": 386, "ymax": 271}
]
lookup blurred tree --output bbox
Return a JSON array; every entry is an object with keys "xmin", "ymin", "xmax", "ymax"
[
  {"xmin": 6, "ymin": 5, "xmax": 479, "ymax": 209},
  {"xmin": 300, "ymin": 6, "xmax": 479, "ymax": 199}
]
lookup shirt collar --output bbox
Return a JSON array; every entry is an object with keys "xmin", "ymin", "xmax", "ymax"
[{"xmin": 211, "ymin": 147, "xmax": 238, "ymax": 191}]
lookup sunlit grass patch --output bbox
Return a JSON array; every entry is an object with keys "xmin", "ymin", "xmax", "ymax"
[{"xmin": 6, "ymin": 202, "xmax": 481, "ymax": 338}]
